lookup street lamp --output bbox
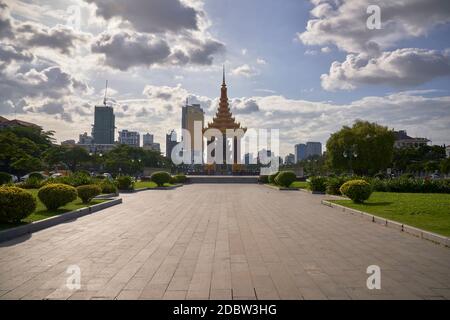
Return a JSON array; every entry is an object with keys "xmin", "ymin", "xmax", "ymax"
[{"xmin": 343, "ymin": 146, "xmax": 358, "ymax": 175}]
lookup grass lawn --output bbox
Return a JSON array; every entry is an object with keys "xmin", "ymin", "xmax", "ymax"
[
  {"xmin": 290, "ymin": 181, "xmax": 308, "ymax": 189},
  {"xmin": 134, "ymin": 181, "xmax": 175, "ymax": 189},
  {"xmin": 0, "ymin": 189, "xmax": 105, "ymax": 231},
  {"xmin": 331, "ymin": 192, "xmax": 450, "ymax": 237}
]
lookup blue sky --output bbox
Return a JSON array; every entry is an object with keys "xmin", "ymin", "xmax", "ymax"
[{"xmin": 1, "ymin": 0, "xmax": 450, "ymax": 156}]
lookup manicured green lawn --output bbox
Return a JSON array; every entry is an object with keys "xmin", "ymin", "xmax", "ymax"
[
  {"xmin": 134, "ymin": 181, "xmax": 175, "ymax": 189},
  {"xmin": 290, "ymin": 181, "xmax": 308, "ymax": 189},
  {"xmin": 0, "ymin": 189, "xmax": 104, "ymax": 231},
  {"xmin": 331, "ymin": 192, "xmax": 450, "ymax": 237}
]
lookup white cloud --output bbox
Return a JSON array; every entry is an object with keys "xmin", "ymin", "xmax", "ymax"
[
  {"xmin": 321, "ymin": 48, "xmax": 450, "ymax": 91},
  {"xmin": 299, "ymin": 0, "xmax": 450, "ymax": 90},
  {"xmin": 299, "ymin": 0, "xmax": 450, "ymax": 53},
  {"xmin": 256, "ymin": 58, "xmax": 267, "ymax": 65},
  {"xmin": 231, "ymin": 64, "xmax": 259, "ymax": 77}
]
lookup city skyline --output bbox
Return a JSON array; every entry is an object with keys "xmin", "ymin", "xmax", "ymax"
[{"xmin": 0, "ymin": 0, "xmax": 449, "ymax": 156}]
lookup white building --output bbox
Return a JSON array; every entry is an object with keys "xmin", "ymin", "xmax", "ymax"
[{"xmin": 394, "ymin": 130, "xmax": 430, "ymax": 148}]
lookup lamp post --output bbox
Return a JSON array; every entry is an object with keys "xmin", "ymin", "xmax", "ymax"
[{"xmin": 343, "ymin": 145, "xmax": 358, "ymax": 175}]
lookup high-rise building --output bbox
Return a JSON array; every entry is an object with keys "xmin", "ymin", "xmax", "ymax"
[
  {"xmin": 295, "ymin": 144, "xmax": 306, "ymax": 163},
  {"xmin": 306, "ymin": 142, "xmax": 322, "ymax": 158},
  {"xmin": 92, "ymin": 105, "xmax": 115, "ymax": 144},
  {"xmin": 78, "ymin": 132, "xmax": 94, "ymax": 145},
  {"xmin": 118, "ymin": 130, "xmax": 140, "ymax": 147},
  {"xmin": 181, "ymin": 101, "xmax": 204, "ymax": 163},
  {"xmin": 143, "ymin": 133, "xmax": 154, "ymax": 146},
  {"xmin": 285, "ymin": 153, "xmax": 295, "ymax": 165},
  {"xmin": 166, "ymin": 130, "xmax": 177, "ymax": 159}
]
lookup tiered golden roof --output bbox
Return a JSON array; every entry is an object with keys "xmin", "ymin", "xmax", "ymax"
[{"xmin": 204, "ymin": 66, "xmax": 246, "ymax": 133}]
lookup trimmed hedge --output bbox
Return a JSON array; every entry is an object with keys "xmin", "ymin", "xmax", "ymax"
[
  {"xmin": 99, "ymin": 180, "xmax": 118, "ymax": 194},
  {"xmin": 19, "ymin": 177, "xmax": 44, "ymax": 189},
  {"xmin": 268, "ymin": 172, "xmax": 280, "ymax": 184},
  {"xmin": 151, "ymin": 171, "xmax": 171, "ymax": 187},
  {"xmin": 259, "ymin": 175, "xmax": 269, "ymax": 183},
  {"xmin": 116, "ymin": 176, "xmax": 134, "ymax": 190},
  {"xmin": 340, "ymin": 180, "xmax": 372, "ymax": 203},
  {"xmin": 308, "ymin": 176, "xmax": 327, "ymax": 192},
  {"xmin": 371, "ymin": 178, "xmax": 450, "ymax": 194},
  {"xmin": 0, "ymin": 172, "xmax": 12, "ymax": 185},
  {"xmin": 42, "ymin": 173, "xmax": 93, "ymax": 187},
  {"xmin": 275, "ymin": 171, "xmax": 297, "ymax": 187},
  {"xmin": 172, "ymin": 174, "xmax": 187, "ymax": 184},
  {"xmin": 38, "ymin": 183, "xmax": 77, "ymax": 211},
  {"xmin": 76, "ymin": 184, "xmax": 101, "ymax": 204},
  {"xmin": 0, "ymin": 186, "xmax": 36, "ymax": 223}
]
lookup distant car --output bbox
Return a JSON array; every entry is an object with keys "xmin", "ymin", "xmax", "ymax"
[
  {"xmin": 430, "ymin": 173, "xmax": 440, "ymax": 180},
  {"xmin": 50, "ymin": 173, "xmax": 63, "ymax": 178},
  {"xmin": 102, "ymin": 173, "xmax": 113, "ymax": 180},
  {"xmin": 20, "ymin": 172, "xmax": 48, "ymax": 181}
]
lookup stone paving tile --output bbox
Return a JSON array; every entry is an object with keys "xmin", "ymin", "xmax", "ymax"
[{"xmin": 0, "ymin": 184, "xmax": 449, "ymax": 300}]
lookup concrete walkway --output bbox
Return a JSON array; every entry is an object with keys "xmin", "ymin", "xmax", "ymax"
[{"xmin": 0, "ymin": 184, "xmax": 449, "ymax": 300}]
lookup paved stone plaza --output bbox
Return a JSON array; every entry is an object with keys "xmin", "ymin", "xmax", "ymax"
[{"xmin": 0, "ymin": 184, "xmax": 449, "ymax": 300}]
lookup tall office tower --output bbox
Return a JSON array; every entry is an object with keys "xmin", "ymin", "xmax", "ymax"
[
  {"xmin": 143, "ymin": 133, "xmax": 154, "ymax": 146},
  {"xmin": 118, "ymin": 130, "xmax": 140, "ymax": 147},
  {"xmin": 92, "ymin": 105, "xmax": 115, "ymax": 144},
  {"xmin": 306, "ymin": 142, "xmax": 322, "ymax": 158},
  {"xmin": 294, "ymin": 143, "xmax": 306, "ymax": 163},
  {"xmin": 284, "ymin": 153, "xmax": 295, "ymax": 165},
  {"xmin": 166, "ymin": 129, "xmax": 177, "ymax": 159},
  {"xmin": 181, "ymin": 101, "xmax": 204, "ymax": 163}
]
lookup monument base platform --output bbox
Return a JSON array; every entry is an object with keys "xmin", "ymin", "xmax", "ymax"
[{"xmin": 187, "ymin": 175, "xmax": 259, "ymax": 184}]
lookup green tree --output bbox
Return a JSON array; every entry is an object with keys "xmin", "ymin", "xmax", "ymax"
[
  {"xmin": 440, "ymin": 157, "xmax": 450, "ymax": 175},
  {"xmin": 61, "ymin": 146, "xmax": 91, "ymax": 172},
  {"xmin": 326, "ymin": 120, "xmax": 395, "ymax": 175},
  {"xmin": 11, "ymin": 155, "xmax": 43, "ymax": 174}
]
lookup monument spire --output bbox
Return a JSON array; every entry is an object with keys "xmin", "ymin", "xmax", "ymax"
[{"xmin": 222, "ymin": 65, "xmax": 226, "ymax": 86}]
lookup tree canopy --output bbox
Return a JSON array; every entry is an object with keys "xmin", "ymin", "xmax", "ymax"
[{"xmin": 326, "ymin": 120, "xmax": 395, "ymax": 175}]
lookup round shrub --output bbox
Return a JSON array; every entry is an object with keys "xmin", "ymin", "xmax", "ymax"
[
  {"xmin": 259, "ymin": 175, "xmax": 269, "ymax": 184},
  {"xmin": 172, "ymin": 174, "xmax": 187, "ymax": 184},
  {"xmin": 0, "ymin": 186, "xmax": 36, "ymax": 223},
  {"xmin": 151, "ymin": 171, "xmax": 171, "ymax": 187},
  {"xmin": 100, "ymin": 181, "xmax": 118, "ymax": 194},
  {"xmin": 268, "ymin": 172, "xmax": 280, "ymax": 184},
  {"xmin": 76, "ymin": 184, "xmax": 101, "ymax": 204},
  {"xmin": 38, "ymin": 183, "xmax": 77, "ymax": 211},
  {"xmin": 116, "ymin": 176, "xmax": 134, "ymax": 190},
  {"xmin": 274, "ymin": 171, "xmax": 297, "ymax": 187},
  {"xmin": 340, "ymin": 180, "xmax": 372, "ymax": 203},
  {"xmin": 308, "ymin": 176, "xmax": 327, "ymax": 192},
  {"xmin": 0, "ymin": 172, "xmax": 12, "ymax": 185}
]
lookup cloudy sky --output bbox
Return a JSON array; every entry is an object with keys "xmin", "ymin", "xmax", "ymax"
[{"xmin": 1, "ymin": 0, "xmax": 450, "ymax": 156}]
